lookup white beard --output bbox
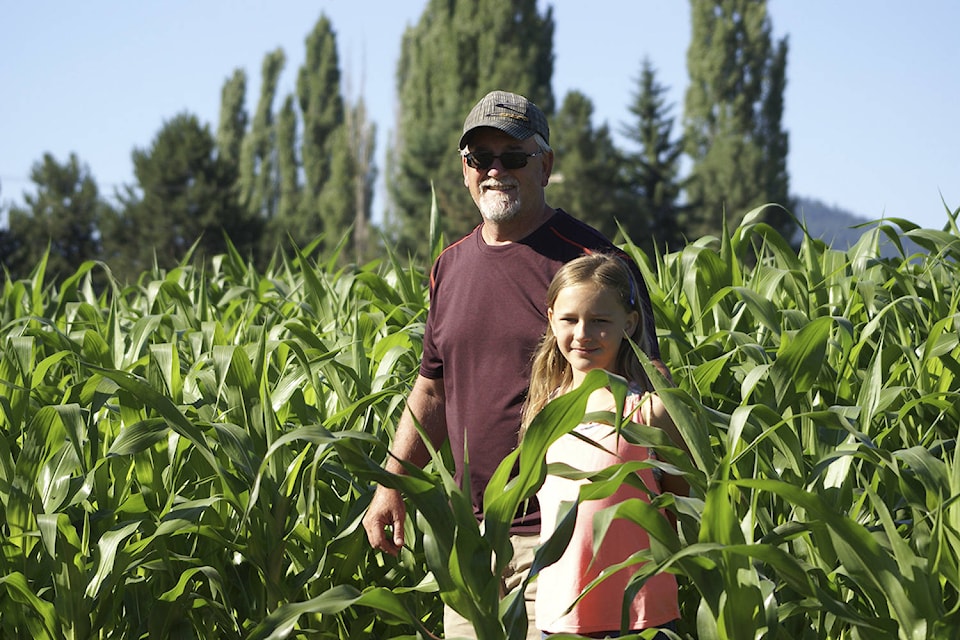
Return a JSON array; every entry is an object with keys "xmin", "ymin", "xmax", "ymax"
[{"xmin": 478, "ymin": 186, "xmax": 521, "ymax": 223}]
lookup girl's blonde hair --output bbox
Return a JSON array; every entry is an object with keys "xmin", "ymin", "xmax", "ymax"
[{"xmin": 520, "ymin": 253, "xmax": 651, "ymax": 437}]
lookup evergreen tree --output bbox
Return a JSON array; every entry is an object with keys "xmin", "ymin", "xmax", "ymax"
[
  {"xmin": 547, "ymin": 90, "xmax": 628, "ymax": 242},
  {"xmin": 0, "ymin": 229, "xmax": 13, "ymax": 279},
  {"xmin": 105, "ymin": 113, "xmax": 259, "ymax": 280},
  {"xmin": 683, "ymin": 0, "xmax": 792, "ymax": 239},
  {"xmin": 389, "ymin": 0, "xmax": 554, "ymax": 257},
  {"xmin": 297, "ymin": 14, "xmax": 351, "ymax": 257},
  {"xmin": 239, "ymin": 49, "xmax": 285, "ymax": 219},
  {"xmin": 3, "ymin": 153, "xmax": 105, "ymax": 282},
  {"xmin": 621, "ymin": 58, "xmax": 688, "ymax": 254},
  {"xmin": 0, "ymin": 186, "xmax": 13, "ymax": 278}
]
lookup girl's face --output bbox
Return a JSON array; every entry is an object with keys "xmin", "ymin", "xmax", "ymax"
[{"xmin": 548, "ymin": 282, "xmax": 639, "ymax": 386}]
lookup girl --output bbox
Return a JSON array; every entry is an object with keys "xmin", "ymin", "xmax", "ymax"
[{"xmin": 521, "ymin": 253, "xmax": 687, "ymax": 638}]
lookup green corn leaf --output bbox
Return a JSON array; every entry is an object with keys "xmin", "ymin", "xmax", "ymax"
[
  {"xmin": 246, "ymin": 584, "xmax": 429, "ymax": 640},
  {"xmin": 735, "ymin": 478, "xmax": 931, "ymax": 638},
  {"xmin": 107, "ymin": 417, "xmax": 169, "ymax": 456},
  {"xmin": 769, "ymin": 315, "xmax": 832, "ymax": 404},
  {"xmin": 0, "ymin": 571, "xmax": 59, "ymax": 639},
  {"xmin": 85, "ymin": 521, "xmax": 141, "ymax": 599},
  {"xmin": 88, "ymin": 366, "xmax": 218, "ymax": 469}
]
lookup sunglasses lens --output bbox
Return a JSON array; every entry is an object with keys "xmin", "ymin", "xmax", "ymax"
[
  {"xmin": 500, "ymin": 152, "xmax": 528, "ymax": 169},
  {"xmin": 467, "ymin": 152, "xmax": 494, "ymax": 170}
]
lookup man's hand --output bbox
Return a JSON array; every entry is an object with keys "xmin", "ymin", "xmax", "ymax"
[
  {"xmin": 362, "ymin": 485, "xmax": 407, "ymax": 556},
  {"xmin": 362, "ymin": 374, "xmax": 446, "ymax": 556}
]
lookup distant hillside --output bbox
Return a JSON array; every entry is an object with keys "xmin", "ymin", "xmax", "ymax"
[
  {"xmin": 792, "ymin": 196, "xmax": 922, "ymax": 257},
  {"xmin": 793, "ymin": 197, "xmax": 871, "ymax": 249}
]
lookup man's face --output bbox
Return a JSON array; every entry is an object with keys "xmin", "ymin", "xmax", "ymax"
[{"xmin": 461, "ymin": 128, "xmax": 553, "ymax": 224}]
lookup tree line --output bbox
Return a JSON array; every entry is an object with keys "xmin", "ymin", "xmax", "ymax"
[{"xmin": 1, "ymin": 0, "xmax": 792, "ymax": 285}]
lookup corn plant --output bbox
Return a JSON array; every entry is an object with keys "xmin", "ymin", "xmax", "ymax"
[
  {"xmin": 3, "ymin": 202, "xmax": 959, "ymax": 639},
  {"xmin": 617, "ymin": 204, "xmax": 960, "ymax": 639},
  {"xmin": 336, "ymin": 203, "xmax": 960, "ymax": 639},
  {"xmin": 0, "ymin": 241, "xmax": 438, "ymax": 638}
]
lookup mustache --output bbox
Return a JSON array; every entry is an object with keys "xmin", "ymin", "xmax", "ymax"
[{"xmin": 480, "ymin": 178, "xmax": 519, "ymax": 189}]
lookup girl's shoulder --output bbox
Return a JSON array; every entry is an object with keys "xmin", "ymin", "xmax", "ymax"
[
  {"xmin": 626, "ymin": 381, "xmax": 648, "ymax": 397},
  {"xmin": 624, "ymin": 383, "xmax": 663, "ymax": 425}
]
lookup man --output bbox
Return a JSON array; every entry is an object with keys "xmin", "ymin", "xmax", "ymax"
[{"xmin": 362, "ymin": 90, "xmax": 666, "ymax": 639}]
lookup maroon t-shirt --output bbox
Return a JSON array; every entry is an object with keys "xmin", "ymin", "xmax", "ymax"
[{"xmin": 420, "ymin": 209, "xmax": 658, "ymax": 531}]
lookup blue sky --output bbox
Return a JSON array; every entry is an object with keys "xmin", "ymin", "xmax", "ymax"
[{"xmin": 2, "ymin": 1, "xmax": 957, "ymax": 232}]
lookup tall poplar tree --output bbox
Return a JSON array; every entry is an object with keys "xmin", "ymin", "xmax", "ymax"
[
  {"xmin": 298, "ymin": 14, "xmax": 353, "ymax": 257},
  {"xmin": 239, "ymin": 49, "xmax": 285, "ymax": 219},
  {"xmin": 316, "ymin": 124, "xmax": 355, "ymax": 259},
  {"xmin": 758, "ymin": 39, "xmax": 792, "ymax": 232},
  {"xmin": 621, "ymin": 58, "xmax": 687, "ymax": 254},
  {"xmin": 254, "ymin": 94, "xmax": 301, "ymax": 261},
  {"xmin": 683, "ymin": 0, "xmax": 792, "ymax": 239},
  {"xmin": 216, "ymin": 69, "xmax": 250, "ymax": 259},
  {"xmin": 272, "ymin": 95, "xmax": 300, "ymax": 243},
  {"xmin": 345, "ymin": 96, "xmax": 377, "ymax": 262},
  {"xmin": 217, "ymin": 69, "xmax": 247, "ymax": 172},
  {"xmin": 389, "ymin": 0, "xmax": 554, "ymax": 256},
  {"xmin": 547, "ymin": 90, "xmax": 628, "ymax": 241}
]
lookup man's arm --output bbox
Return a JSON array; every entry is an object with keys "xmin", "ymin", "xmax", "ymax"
[{"xmin": 362, "ymin": 374, "xmax": 447, "ymax": 556}]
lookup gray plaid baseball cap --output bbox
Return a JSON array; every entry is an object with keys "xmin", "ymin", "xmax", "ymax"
[{"xmin": 458, "ymin": 90, "xmax": 550, "ymax": 150}]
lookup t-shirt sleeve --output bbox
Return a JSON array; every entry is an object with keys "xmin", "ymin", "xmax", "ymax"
[{"xmin": 419, "ymin": 259, "xmax": 444, "ymax": 379}]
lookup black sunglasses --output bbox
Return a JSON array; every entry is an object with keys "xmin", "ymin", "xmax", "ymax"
[{"xmin": 461, "ymin": 150, "xmax": 542, "ymax": 171}]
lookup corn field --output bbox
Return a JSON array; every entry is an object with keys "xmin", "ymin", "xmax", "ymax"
[{"xmin": 1, "ymin": 205, "xmax": 959, "ymax": 639}]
